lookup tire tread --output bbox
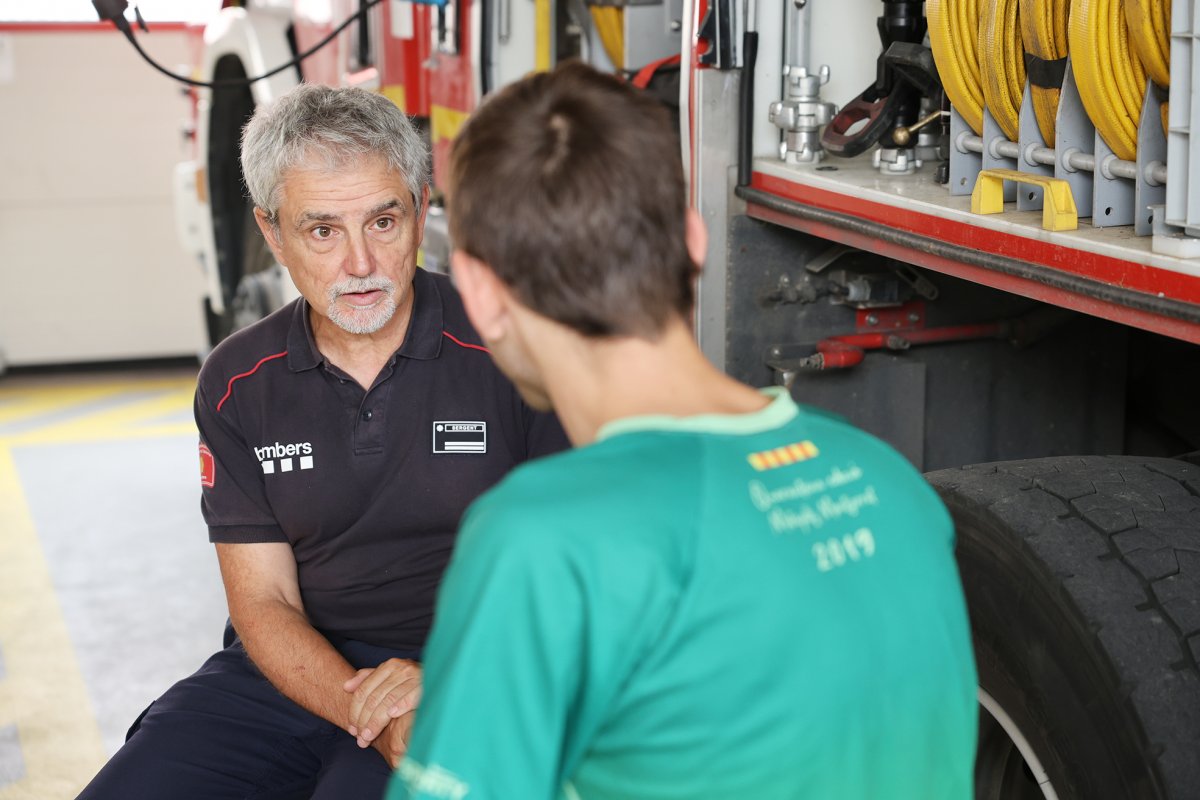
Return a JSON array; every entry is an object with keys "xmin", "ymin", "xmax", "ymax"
[{"xmin": 927, "ymin": 455, "xmax": 1200, "ymax": 797}]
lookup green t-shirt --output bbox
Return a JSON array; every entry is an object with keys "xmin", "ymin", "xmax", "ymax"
[{"xmin": 390, "ymin": 388, "xmax": 977, "ymax": 800}]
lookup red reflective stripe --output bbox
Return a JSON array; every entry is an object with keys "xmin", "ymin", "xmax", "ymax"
[
  {"xmin": 442, "ymin": 330, "xmax": 491, "ymax": 354},
  {"xmin": 750, "ymin": 171, "xmax": 1200, "ymax": 306},
  {"xmin": 215, "ymin": 351, "xmax": 288, "ymax": 413}
]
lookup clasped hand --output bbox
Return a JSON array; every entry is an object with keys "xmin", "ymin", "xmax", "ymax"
[{"xmin": 344, "ymin": 658, "xmax": 423, "ymax": 765}]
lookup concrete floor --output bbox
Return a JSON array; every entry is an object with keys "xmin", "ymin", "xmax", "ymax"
[{"xmin": 0, "ymin": 366, "xmax": 228, "ymax": 799}]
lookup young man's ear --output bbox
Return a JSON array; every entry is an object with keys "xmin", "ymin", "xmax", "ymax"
[
  {"xmin": 253, "ymin": 208, "xmax": 287, "ymax": 265},
  {"xmin": 450, "ymin": 250, "xmax": 510, "ymax": 344},
  {"xmin": 685, "ymin": 207, "xmax": 709, "ymax": 274}
]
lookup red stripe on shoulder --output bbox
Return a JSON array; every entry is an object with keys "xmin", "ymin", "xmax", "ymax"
[
  {"xmin": 442, "ymin": 330, "xmax": 491, "ymax": 355},
  {"xmin": 216, "ymin": 351, "xmax": 288, "ymax": 412}
]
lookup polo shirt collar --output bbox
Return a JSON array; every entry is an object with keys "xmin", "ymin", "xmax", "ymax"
[
  {"xmin": 595, "ymin": 387, "xmax": 799, "ymax": 441},
  {"xmin": 399, "ymin": 268, "xmax": 444, "ymax": 361},
  {"xmin": 286, "ymin": 300, "xmax": 322, "ymax": 372},
  {"xmin": 285, "ymin": 267, "xmax": 445, "ymax": 372}
]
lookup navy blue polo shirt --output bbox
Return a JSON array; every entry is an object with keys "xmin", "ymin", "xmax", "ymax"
[{"xmin": 195, "ymin": 268, "xmax": 568, "ymax": 651}]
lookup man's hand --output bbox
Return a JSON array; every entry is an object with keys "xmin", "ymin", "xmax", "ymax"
[
  {"xmin": 344, "ymin": 658, "xmax": 423, "ymax": 747},
  {"xmin": 370, "ymin": 710, "xmax": 416, "ymax": 769}
]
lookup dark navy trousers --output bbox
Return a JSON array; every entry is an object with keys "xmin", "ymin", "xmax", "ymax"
[{"xmin": 77, "ymin": 627, "xmax": 419, "ymax": 800}]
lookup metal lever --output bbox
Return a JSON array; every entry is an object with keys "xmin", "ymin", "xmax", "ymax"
[{"xmin": 891, "ymin": 110, "xmax": 946, "ymax": 146}]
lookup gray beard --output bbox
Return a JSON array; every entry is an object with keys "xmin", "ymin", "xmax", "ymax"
[{"xmin": 326, "ymin": 276, "xmax": 398, "ymax": 334}]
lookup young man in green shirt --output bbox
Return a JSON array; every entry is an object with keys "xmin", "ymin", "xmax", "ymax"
[{"xmin": 388, "ymin": 62, "xmax": 977, "ymax": 800}]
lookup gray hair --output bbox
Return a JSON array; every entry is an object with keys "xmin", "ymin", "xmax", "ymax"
[{"xmin": 240, "ymin": 84, "xmax": 431, "ymax": 225}]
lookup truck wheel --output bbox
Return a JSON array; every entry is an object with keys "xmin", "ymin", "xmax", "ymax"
[
  {"xmin": 203, "ymin": 205, "xmax": 282, "ymax": 347},
  {"xmin": 926, "ymin": 456, "xmax": 1200, "ymax": 799},
  {"xmin": 204, "ymin": 55, "xmax": 284, "ymax": 348},
  {"xmin": 206, "ymin": 203, "xmax": 283, "ymax": 345},
  {"xmin": 228, "ymin": 203, "xmax": 283, "ymax": 329}
]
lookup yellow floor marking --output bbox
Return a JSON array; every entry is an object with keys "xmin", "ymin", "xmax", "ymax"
[
  {"xmin": 10, "ymin": 386, "xmax": 197, "ymax": 447},
  {"xmin": 0, "ymin": 445, "xmax": 107, "ymax": 800},
  {"xmin": 0, "ymin": 384, "xmax": 128, "ymax": 427},
  {"xmin": 5, "ymin": 422, "xmax": 199, "ymax": 448},
  {"xmin": 0, "ymin": 374, "xmax": 201, "ymax": 797},
  {"xmin": 0, "ymin": 377, "xmax": 191, "ymax": 405}
]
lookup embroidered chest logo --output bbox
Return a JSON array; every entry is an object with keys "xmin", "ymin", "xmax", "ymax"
[
  {"xmin": 433, "ymin": 421, "xmax": 487, "ymax": 454},
  {"xmin": 254, "ymin": 441, "xmax": 315, "ymax": 475},
  {"xmin": 747, "ymin": 440, "xmax": 820, "ymax": 472}
]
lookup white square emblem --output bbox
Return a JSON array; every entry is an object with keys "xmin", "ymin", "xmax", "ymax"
[{"xmin": 433, "ymin": 421, "xmax": 487, "ymax": 454}]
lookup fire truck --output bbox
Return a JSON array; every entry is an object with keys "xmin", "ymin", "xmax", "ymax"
[{"xmin": 167, "ymin": 0, "xmax": 1200, "ymax": 796}]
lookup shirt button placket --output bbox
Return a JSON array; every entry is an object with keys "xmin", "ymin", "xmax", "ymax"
[{"xmin": 353, "ymin": 380, "xmax": 389, "ymax": 455}]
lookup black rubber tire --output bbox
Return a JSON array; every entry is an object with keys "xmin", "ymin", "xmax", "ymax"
[
  {"xmin": 926, "ymin": 456, "xmax": 1200, "ymax": 799},
  {"xmin": 205, "ymin": 55, "xmax": 283, "ymax": 347}
]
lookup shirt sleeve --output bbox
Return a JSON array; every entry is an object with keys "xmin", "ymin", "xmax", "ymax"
[
  {"xmin": 388, "ymin": 499, "xmax": 587, "ymax": 800},
  {"xmin": 194, "ymin": 378, "xmax": 286, "ymax": 543}
]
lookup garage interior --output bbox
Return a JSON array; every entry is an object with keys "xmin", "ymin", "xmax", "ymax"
[
  {"xmin": 0, "ymin": 9, "xmax": 225, "ymax": 798},
  {"xmin": 3, "ymin": 0, "xmax": 1200, "ymax": 798}
]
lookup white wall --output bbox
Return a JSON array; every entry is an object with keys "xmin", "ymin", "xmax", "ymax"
[{"xmin": 0, "ymin": 27, "xmax": 208, "ymax": 367}]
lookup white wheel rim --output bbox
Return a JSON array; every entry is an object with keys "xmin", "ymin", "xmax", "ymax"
[{"xmin": 978, "ymin": 686, "xmax": 1060, "ymax": 800}]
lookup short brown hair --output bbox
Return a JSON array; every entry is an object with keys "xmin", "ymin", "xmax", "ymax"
[{"xmin": 448, "ymin": 61, "xmax": 695, "ymax": 338}]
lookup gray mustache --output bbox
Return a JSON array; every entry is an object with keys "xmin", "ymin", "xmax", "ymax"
[{"xmin": 329, "ymin": 277, "xmax": 396, "ymax": 298}]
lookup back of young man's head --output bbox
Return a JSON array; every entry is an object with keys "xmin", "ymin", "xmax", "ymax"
[{"xmin": 448, "ymin": 60, "xmax": 695, "ymax": 339}]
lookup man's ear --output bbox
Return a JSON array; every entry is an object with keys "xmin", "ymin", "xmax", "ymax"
[
  {"xmin": 253, "ymin": 208, "xmax": 287, "ymax": 266},
  {"xmin": 684, "ymin": 207, "xmax": 709, "ymax": 274},
  {"xmin": 450, "ymin": 250, "xmax": 509, "ymax": 343},
  {"xmin": 415, "ymin": 185, "xmax": 431, "ymax": 245}
]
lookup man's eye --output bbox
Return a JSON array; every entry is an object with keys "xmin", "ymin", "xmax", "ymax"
[
  {"xmin": 313, "ymin": 226, "xmax": 333, "ymax": 239},
  {"xmin": 375, "ymin": 217, "xmax": 394, "ymax": 231}
]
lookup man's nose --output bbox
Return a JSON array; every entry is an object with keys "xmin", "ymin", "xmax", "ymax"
[{"xmin": 345, "ymin": 232, "xmax": 374, "ymax": 277}]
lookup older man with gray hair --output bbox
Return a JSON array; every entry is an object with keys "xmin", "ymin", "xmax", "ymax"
[{"xmin": 77, "ymin": 84, "xmax": 565, "ymax": 800}]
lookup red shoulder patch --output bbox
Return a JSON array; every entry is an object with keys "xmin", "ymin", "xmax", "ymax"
[{"xmin": 199, "ymin": 443, "xmax": 216, "ymax": 488}]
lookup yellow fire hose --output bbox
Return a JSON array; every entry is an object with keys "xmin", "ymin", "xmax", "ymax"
[
  {"xmin": 980, "ymin": 0, "xmax": 1025, "ymax": 142},
  {"xmin": 590, "ymin": 7, "xmax": 625, "ymax": 71},
  {"xmin": 1019, "ymin": 0, "xmax": 1070, "ymax": 144},
  {"xmin": 929, "ymin": 0, "xmax": 986, "ymax": 135},
  {"xmin": 1069, "ymin": 0, "xmax": 1148, "ymax": 160},
  {"xmin": 930, "ymin": 0, "xmax": 1168, "ymax": 161},
  {"xmin": 1125, "ymin": 0, "xmax": 1170, "ymax": 135},
  {"xmin": 1126, "ymin": 0, "xmax": 1169, "ymax": 87}
]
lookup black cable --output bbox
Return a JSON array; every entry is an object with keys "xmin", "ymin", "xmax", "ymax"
[
  {"xmin": 737, "ymin": 30, "xmax": 758, "ymax": 188},
  {"xmin": 479, "ymin": 0, "xmax": 492, "ymax": 96},
  {"xmin": 93, "ymin": 0, "xmax": 385, "ymax": 89}
]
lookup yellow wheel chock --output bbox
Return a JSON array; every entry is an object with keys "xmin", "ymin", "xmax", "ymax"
[{"xmin": 970, "ymin": 168, "xmax": 1079, "ymax": 232}]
